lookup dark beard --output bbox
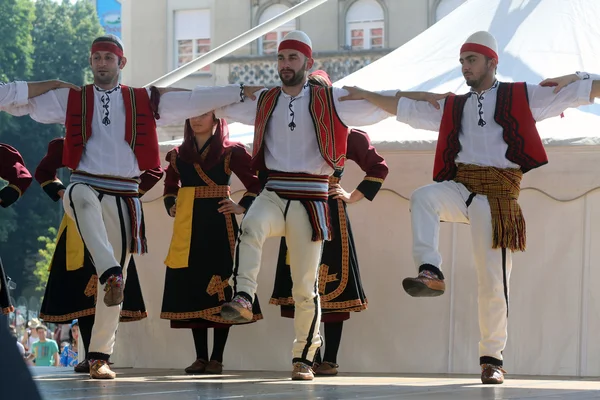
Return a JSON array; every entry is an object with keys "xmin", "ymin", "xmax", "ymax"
[
  {"xmin": 279, "ymin": 68, "xmax": 306, "ymax": 86},
  {"xmin": 465, "ymin": 64, "xmax": 492, "ymax": 91},
  {"xmin": 94, "ymin": 72, "xmax": 117, "ymax": 86},
  {"xmin": 466, "ymin": 77, "xmax": 483, "ymax": 89}
]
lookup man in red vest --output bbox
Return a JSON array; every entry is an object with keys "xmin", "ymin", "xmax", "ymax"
[
  {"xmin": 214, "ymin": 30, "xmax": 393, "ymax": 380},
  {"xmin": 0, "ymin": 144, "xmax": 33, "ymax": 317},
  {"xmin": 0, "ymin": 80, "xmax": 75, "ymax": 399},
  {"xmin": 0, "ymin": 34, "xmax": 262, "ymax": 379},
  {"xmin": 341, "ymin": 31, "xmax": 600, "ymax": 384}
]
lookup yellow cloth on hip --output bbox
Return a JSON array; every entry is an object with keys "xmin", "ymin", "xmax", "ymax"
[
  {"xmin": 51, "ymin": 214, "xmax": 85, "ymax": 271},
  {"xmin": 164, "ymin": 187, "xmax": 195, "ymax": 269}
]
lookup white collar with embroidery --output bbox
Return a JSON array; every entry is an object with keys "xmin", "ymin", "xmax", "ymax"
[{"xmin": 94, "ymin": 84, "xmax": 121, "ymax": 94}]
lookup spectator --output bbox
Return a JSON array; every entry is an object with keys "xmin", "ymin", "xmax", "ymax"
[
  {"xmin": 59, "ymin": 320, "xmax": 79, "ymax": 367},
  {"xmin": 21, "ymin": 318, "xmax": 41, "ymax": 352},
  {"xmin": 30, "ymin": 325, "xmax": 59, "ymax": 366}
]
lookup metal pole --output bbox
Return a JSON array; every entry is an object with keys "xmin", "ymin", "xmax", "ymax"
[{"xmin": 145, "ymin": 0, "xmax": 329, "ymax": 88}]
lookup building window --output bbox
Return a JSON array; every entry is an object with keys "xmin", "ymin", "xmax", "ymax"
[
  {"xmin": 346, "ymin": 0, "xmax": 385, "ymax": 50},
  {"xmin": 174, "ymin": 9, "xmax": 211, "ymax": 72},
  {"xmin": 435, "ymin": 0, "xmax": 467, "ymax": 22},
  {"xmin": 258, "ymin": 4, "xmax": 297, "ymax": 55}
]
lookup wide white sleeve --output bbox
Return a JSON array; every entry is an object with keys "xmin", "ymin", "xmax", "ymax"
[
  {"xmin": 528, "ymin": 77, "xmax": 595, "ymax": 122},
  {"xmin": 155, "ymin": 85, "xmax": 242, "ymax": 126},
  {"xmin": 0, "ymin": 81, "xmax": 29, "ymax": 107},
  {"xmin": 1, "ymin": 84, "xmax": 68, "ymax": 124},
  {"xmin": 214, "ymin": 88, "xmax": 267, "ymax": 126},
  {"xmin": 395, "ymin": 97, "xmax": 444, "ymax": 132},
  {"xmin": 332, "ymin": 87, "xmax": 395, "ymax": 126}
]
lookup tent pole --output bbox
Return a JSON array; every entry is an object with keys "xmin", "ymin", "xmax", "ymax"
[{"xmin": 145, "ymin": 0, "xmax": 328, "ymax": 88}]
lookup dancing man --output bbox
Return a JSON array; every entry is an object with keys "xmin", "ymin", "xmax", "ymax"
[
  {"xmin": 269, "ymin": 70, "xmax": 388, "ymax": 376},
  {"xmin": 0, "ymin": 34, "xmax": 262, "ymax": 379},
  {"xmin": 341, "ymin": 31, "xmax": 600, "ymax": 384},
  {"xmin": 35, "ymin": 137, "xmax": 161, "ymax": 372},
  {"xmin": 215, "ymin": 31, "xmax": 393, "ymax": 380}
]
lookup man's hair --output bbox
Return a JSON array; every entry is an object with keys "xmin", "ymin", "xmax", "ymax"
[
  {"xmin": 92, "ymin": 34, "xmax": 124, "ymax": 52},
  {"xmin": 36, "ymin": 325, "xmax": 48, "ymax": 332}
]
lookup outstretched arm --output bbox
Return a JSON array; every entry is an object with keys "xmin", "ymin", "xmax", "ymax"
[
  {"xmin": 27, "ymin": 80, "xmax": 80, "ymax": 98},
  {"xmin": 531, "ymin": 72, "xmax": 599, "ymax": 121},
  {"xmin": 339, "ymin": 86, "xmax": 450, "ymax": 131},
  {"xmin": 0, "ymin": 80, "xmax": 78, "ymax": 109},
  {"xmin": 155, "ymin": 84, "xmax": 263, "ymax": 126}
]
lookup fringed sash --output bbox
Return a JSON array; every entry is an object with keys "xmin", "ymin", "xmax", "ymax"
[
  {"xmin": 265, "ymin": 171, "xmax": 332, "ymax": 241},
  {"xmin": 454, "ymin": 164, "xmax": 525, "ymax": 251},
  {"xmin": 71, "ymin": 171, "xmax": 147, "ymax": 254}
]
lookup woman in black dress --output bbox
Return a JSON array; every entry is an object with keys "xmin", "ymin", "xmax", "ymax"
[{"xmin": 161, "ymin": 112, "xmax": 262, "ymax": 375}]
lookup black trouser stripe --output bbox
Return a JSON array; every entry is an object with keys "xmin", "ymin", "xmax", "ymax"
[
  {"xmin": 466, "ymin": 192, "xmax": 476, "ymax": 207},
  {"xmin": 502, "ymin": 247, "xmax": 509, "ymax": 317},
  {"xmin": 300, "ymin": 242, "xmax": 324, "ymax": 361},
  {"xmin": 231, "ymin": 211, "xmax": 246, "ymax": 293},
  {"xmin": 115, "ymin": 198, "xmax": 127, "ymax": 268},
  {"xmin": 283, "ymin": 200, "xmax": 291, "ymax": 219}
]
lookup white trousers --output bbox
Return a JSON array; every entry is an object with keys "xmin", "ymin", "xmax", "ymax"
[
  {"xmin": 232, "ymin": 189, "xmax": 322, "ymax": 363},
  {"xmin": 410, "ymin": 180, "xmax": 512, "ymax": 364},
  {"xmin": 63, "ymin": 183, "xmax": 131, "ymax": 356}
]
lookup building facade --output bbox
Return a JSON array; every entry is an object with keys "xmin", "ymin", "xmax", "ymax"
[{"xmin": 119, "ymin": 0, "xmax": 466, "ymax": 139}]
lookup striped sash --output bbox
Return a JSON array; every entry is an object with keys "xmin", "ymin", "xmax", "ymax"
[
  {"xmin": 265, "ymin": 171, "xmax": 332, "ymax": 241},
  {"xmin": 71, "ymin": 171, "xmax": 147, "ymax": 254}
]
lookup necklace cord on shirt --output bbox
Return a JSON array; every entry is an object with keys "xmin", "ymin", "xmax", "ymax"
[
  {"xmin": 288, "ymin": 97, "xmax": 297, "ymax": 131},
  {"xmin": 96, "ymin": 85, "xmax": 120, "ymax": 126}
]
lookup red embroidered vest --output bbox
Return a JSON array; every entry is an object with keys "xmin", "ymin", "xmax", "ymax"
[
  {"xmin": 434, "ymin": 82, "xmax": 548, "ymax": 181},
  {"xmin": 252, "ymin": 85, "xmax": 349, "ymax": 171},
  {"xmin": 63, "ymin": 85, "xmax": 160, "ymax": 171}
]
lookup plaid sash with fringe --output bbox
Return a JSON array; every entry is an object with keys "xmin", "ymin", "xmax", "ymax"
[{"xmin": 454, "ymin": 164, "xmax": 525, "ymax": 251}]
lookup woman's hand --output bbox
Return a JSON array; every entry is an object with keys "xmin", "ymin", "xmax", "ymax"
[{"xmin": 218, "ymin": 198, "xmax": 245, "ymax": 215}]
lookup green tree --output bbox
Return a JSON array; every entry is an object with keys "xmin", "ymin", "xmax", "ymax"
[
  {"xmin": 0, "ymin": 0, "xmax": 103, "ymax": 296},
  {"xmin": 33, "ymin": 227, "xmax": 58, "ymax": 291}
]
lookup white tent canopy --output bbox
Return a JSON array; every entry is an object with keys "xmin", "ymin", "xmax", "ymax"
[
  {"xmin": 335, "ymin": 0, "xmax": 600, "ymax": 148},
  {"xmin": 160, "ymin": 0, "xmax": 600, "ymax": 151}
]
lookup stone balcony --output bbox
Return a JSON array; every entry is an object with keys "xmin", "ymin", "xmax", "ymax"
[{"xmin": 214, "ymin": 48, "xmax": 392, "ymax": 86}]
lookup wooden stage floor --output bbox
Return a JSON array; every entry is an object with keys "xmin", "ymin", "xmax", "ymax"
[{"xmin": 32, "ymin": 367, "xmax": 600, "ymax": 400}]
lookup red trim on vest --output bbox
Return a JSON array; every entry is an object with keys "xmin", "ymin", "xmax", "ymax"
[
  {"xmin": 434, "ymin": 82, "xmax": 547, "ymax": 181},
  {"xmin": 63, "ymin": 85, "xmax": 160, "ymax": 171},
  {"xmin": 252, "ymin": 86, "xmax": 348, "ymax": 171}
]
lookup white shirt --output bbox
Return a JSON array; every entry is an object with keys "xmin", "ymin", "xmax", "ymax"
[
  {"xmin": 216, "ymin": 85, "xmax": 392, "ymax": 175},
  {"xmin": 2, "ymin": 83, "xmax": 241, "ymax": 178},
  {"xmin": 0, "ymin": 81, "xmax": 28, "ymax": 108},
  {"xmin": 396, "ymin": 77, "xmax": 595, "ymax": 169}
]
